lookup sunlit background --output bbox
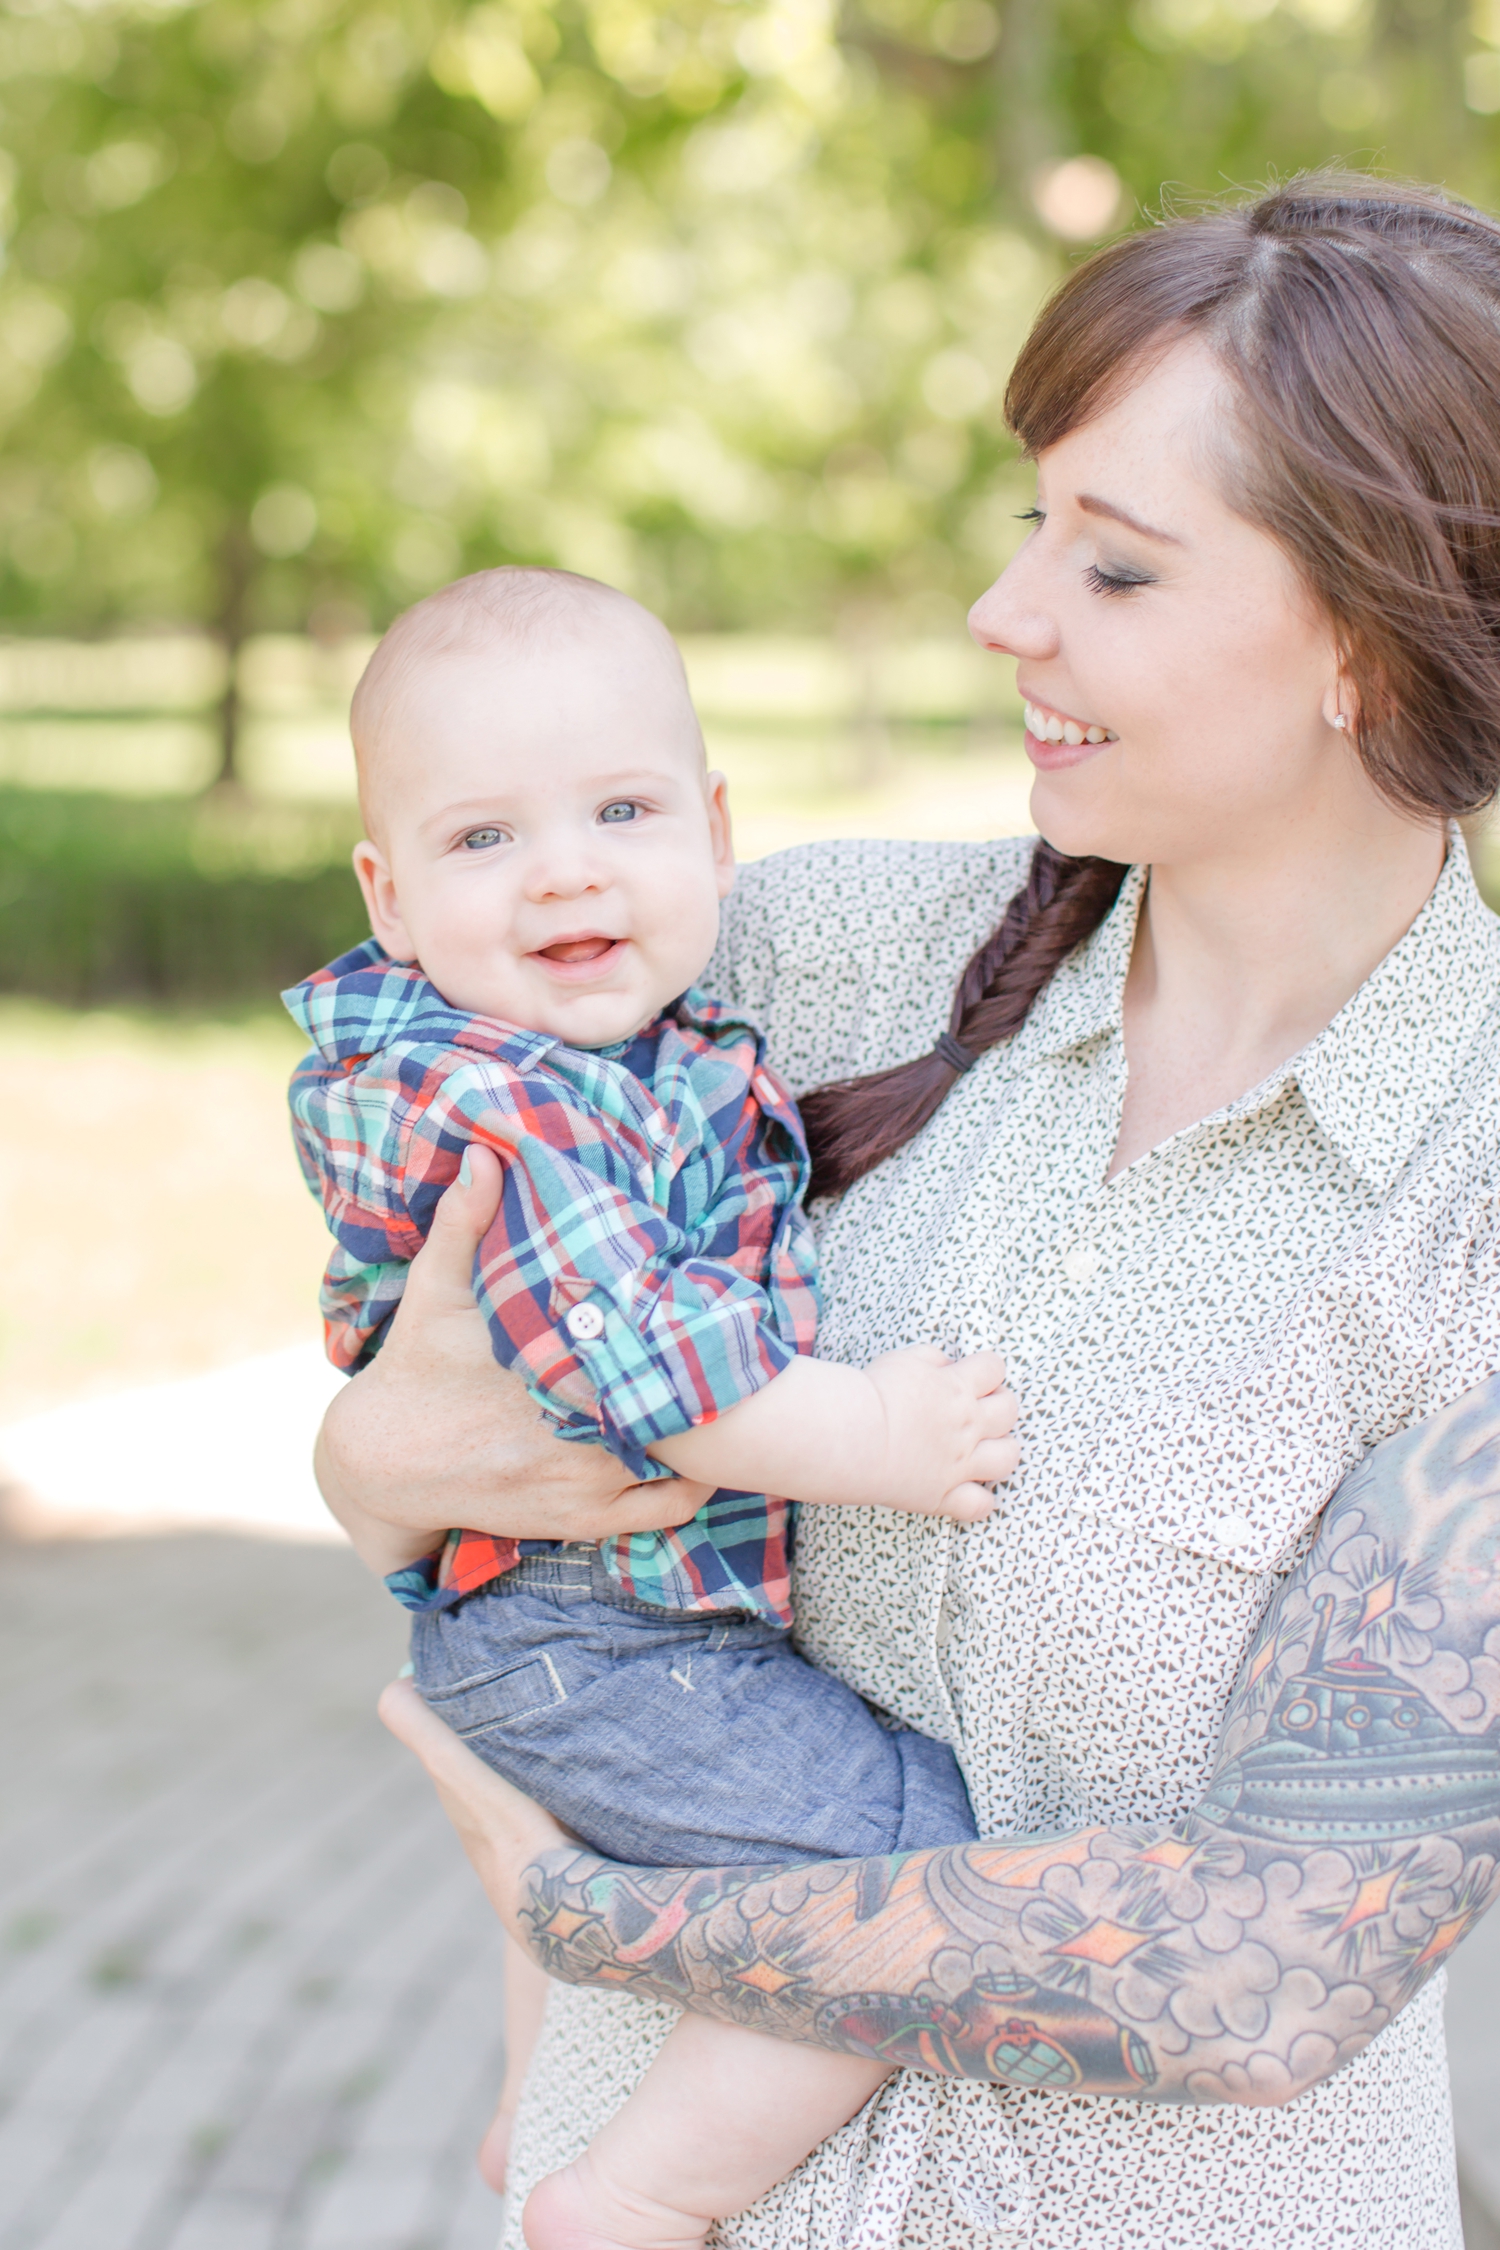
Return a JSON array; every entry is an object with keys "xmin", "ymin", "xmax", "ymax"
[{"xmin": 2, "ymin": 5, "xmax": 1500, "ymax": 2246}]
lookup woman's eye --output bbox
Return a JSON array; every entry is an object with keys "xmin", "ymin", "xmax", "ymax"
[
  {"xmin": 599, "ymin": 800, "xmax": 640, "ymax": 825},
  {"xmin": 1016, "ymin": 506, "xmax": 1045, "ymax": 526},
  {"xmin": 461, "ymin": 827, "xmax": 505, "ymax": 850},
  {"xmin": 1084, "ymin": 561, "xmax": 1154, "ymax": 599}
]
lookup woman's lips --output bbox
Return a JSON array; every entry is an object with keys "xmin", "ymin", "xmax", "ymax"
[
  {"xmin": 1024, "ymin": 726, "xmax": 1111, "ymax": 772},
  {"xmin": 530, "ymin": 935, "xmax": 628, "ymax": 982},
  {"xmin": 1020, "ymin": 695, "xmax": 1117, "ymax": 772}
]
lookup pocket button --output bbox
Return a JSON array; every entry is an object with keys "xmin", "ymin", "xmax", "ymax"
[
  {"xmin": 565, "ymin": 1302, "xmax": 606, "ymax": 1342},
  {"xmin": 1209, "ymin": 1512, "xmax": 1253, "ymax": 1550}
]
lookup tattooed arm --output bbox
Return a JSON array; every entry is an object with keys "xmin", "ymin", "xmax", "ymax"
[{"xmin": 519, "ymin": 1374, "xmax": 1500, "ymax": 2105}]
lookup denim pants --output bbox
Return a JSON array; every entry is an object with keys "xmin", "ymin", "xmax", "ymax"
[{"xmin": 409, "ymin": 1546, "xmax": 977, "ymax": 1867}]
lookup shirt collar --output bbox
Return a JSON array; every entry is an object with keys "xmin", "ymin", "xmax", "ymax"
[
  {"xmin": 283, "ymin": 946, "xmax": 753, "ymax": 1070},
  {"xmin": 1292, "ymin": 838, "xmax": 1500, "ymax": 1192},
  {"xmin": 1002, "ymin": 862, "xmax": 1145, "ymax": 1073},
  {"xmin": 283, "ymin": 941, "xmax": 561, "ymax": 1068},
  {"xmin": 996, "ymin": 841, "xmax": 1500, "ymax": 1194}
]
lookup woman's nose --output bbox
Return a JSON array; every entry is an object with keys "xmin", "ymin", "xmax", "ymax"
[{"xmin": 968, "ymin": 552, "xmax": 1059, "ymax": 662}]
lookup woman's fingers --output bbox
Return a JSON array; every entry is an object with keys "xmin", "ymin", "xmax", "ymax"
[
  {"xmin": 378, "ymin": 1678, "xmax": 570, "ymax": 1930},
  {"xmin": 605, "ymin": 1475, "xmax": 718, "ymax": 1534},
  {"xmin": 403, "ymin": 1143, "xmax": 506, "ymax": 1318}
]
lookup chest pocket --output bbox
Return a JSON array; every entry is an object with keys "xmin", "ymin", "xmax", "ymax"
[{"xmin": 1055, "ymin": 1313, "xmax": 1358, "ymax": 1576}]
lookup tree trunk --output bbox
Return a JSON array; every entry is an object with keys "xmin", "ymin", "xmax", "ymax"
[
  {"xmin": 992, "ymin": 0, "xmax": 1061, "ymax": 218},
  {"xmin": 213, "ymin": 520, "xmax": 252, "ymax": 790}
]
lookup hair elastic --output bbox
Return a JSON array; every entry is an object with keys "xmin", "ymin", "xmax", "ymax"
[{"xmin": 935, "ymin": 1031, "xmax": 979, "ymax": 1074}]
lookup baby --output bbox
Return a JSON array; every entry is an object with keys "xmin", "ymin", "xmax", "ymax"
[{"xmin": 285, "ymin": 566, "xmax": 1017, "ymax": 2250}]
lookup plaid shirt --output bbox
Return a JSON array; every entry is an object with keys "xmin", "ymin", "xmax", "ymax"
[{"xmin": 284, "ymin": 941, "xmax": 819, "ymax": 1625}]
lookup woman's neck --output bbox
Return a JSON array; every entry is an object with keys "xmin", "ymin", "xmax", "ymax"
[{"xmin": 1108, "ymin": 814, "xmax": 1449, "ymax": 1179}]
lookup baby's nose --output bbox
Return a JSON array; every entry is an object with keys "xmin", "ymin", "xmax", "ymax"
[{"xmin": 520, "ymin": 835, "xmax": 602, "ymax": 899}]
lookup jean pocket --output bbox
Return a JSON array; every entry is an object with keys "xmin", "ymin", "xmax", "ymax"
[{"xmin": 423, "ymin": 1652, "xmax": 567, "ymax": 1736}]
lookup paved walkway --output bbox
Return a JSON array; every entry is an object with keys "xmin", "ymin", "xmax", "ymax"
[{"xmin": 0, "ymin": 1529, "xmax": 508, "ymax": 2250}]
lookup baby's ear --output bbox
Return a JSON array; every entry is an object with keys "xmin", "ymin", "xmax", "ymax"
[
  {"xmin": 705, "ymin": 770, "xmax": 736, "ymax": 896},
  {"xmin": 352, "ymin": 840, "xmax": 419, "ymax": 960}
]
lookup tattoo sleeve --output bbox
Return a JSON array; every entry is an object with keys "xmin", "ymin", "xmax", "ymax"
[{"xmin": 519, "ymin": 1375, "xmax": 1500, "ymax": 2103}]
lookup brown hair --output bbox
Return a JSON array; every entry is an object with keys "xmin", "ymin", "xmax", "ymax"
[{"xmin": 803, "ymin": 171, "xmax": 1500, "ymax": 1199}]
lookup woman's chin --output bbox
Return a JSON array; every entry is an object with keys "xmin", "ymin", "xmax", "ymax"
[{"xmin": 1027, "ymin": 773, "xmax": 1129, "ymax": 864}]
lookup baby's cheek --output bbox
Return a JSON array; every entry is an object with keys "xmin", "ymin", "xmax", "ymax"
[{"xmin": 639, "ymin": 862, "xmax": 724, "ymax": 989}]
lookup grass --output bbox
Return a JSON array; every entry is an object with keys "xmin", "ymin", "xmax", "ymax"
[
  {"xmin": 0, "ymin": 998, "xmax": 331, "ymax": 1420},
  {"xmin": 0, "ymin": 788, "xmax": 369, "ymax": 1007}
]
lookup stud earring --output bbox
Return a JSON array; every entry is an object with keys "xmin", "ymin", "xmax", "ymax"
[{"xmin": 1332, "ymin": 712, "xmax": 1349, "ymax": 732}]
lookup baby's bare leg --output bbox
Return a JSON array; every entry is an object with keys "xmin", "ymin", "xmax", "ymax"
[
  {"xmin": 521, "ymin": 2012, "xmax": 888, "ymax": 2250},
  {"xmin": 478, "ymin": 1934, "xmax": 552, "ymax": 2193}
]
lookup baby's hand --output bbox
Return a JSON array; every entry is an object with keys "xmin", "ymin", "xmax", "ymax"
[{"xmin": 864, "ymin": 1345, "xmax": 1019, "ymax": 1523}]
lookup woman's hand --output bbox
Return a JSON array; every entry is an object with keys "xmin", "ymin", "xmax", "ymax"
[
  {"xmin": 314, "ymin": 1145, "xmax": 713, "ymax": 1559},
  {"xmin": 378, "ymin": 1678, "xmax": 572, "ymax": 1939}
]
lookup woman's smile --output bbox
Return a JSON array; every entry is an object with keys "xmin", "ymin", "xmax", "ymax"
[{"xmin": 1021, "ymin": 695, "xmax": 1118, "ymax": 770}]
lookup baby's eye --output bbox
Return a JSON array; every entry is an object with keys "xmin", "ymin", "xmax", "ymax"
[
  {"xmin": 599, "ymin": 800, "xmax": 641, "ymax": 825},
  {"xmin": 461, "ymin": 826, "xmax": 506, "ymax": 850}
]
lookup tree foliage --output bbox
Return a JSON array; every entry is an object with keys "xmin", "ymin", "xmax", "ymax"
[{"xmin": 0, "ymin": 0, "xmax": 1492, "ymax": 751}]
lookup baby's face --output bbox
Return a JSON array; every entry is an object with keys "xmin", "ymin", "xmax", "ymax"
[{"xmin": 352, "ymin": 624, "xmax": 734, "ymax": 1047}]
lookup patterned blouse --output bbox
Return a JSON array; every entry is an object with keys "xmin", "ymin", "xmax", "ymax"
[
  {"xmin": 504, "ymin": 833, "xmax": 1500, "ymax": 2249},
  {"xmin": 284, "ymin": 942, "xmax": 818, "ymax": 1625}
]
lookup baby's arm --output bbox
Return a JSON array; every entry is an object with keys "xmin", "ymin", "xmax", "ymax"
[
  {"xmin": 390, "ymin": 1067, "xmax": 1016, "ymax": 1522},
  {"xmin": 650, "ymin": 1344, "xmax": 1018, "ymax": 1522}
]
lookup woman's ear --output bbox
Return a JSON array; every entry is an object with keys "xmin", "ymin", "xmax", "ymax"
[
  {"xmin": 705, "ymin": 770, "xmax": 736, "ymax": 899},
  {"xmin": 352, "ymin": 840, "xmax": 419, "ymax": 960}
]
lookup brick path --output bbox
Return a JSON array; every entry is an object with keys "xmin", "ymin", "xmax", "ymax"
[
  {"xmin": 0, "ymin": 1531, "xmax": 508, "ymax": 2250},
  {"xmin": 3, "ymin": 1521, "xmax": 1497, "ymax": 2250}
]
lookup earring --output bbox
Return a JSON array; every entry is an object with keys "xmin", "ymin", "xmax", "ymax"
[{"xmin": 1332, "ymin": 712, "xmax": 1349, "ymax": 731}]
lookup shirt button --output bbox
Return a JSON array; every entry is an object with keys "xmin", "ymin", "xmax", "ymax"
[
  {"xmin": 1210, "ymin": 1512, "xmax": 1254, "ymax": 1550},
  {"xmin": 565, "ymin": 1302, "xmax": 606, "ymax": 1342},
  {"xmin": 1062, "ymin": 1246, "xmax": 1101, "ymax": 1286}
]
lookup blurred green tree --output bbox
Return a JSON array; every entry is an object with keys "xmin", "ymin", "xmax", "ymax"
[{"xmin": 0, "ymin": 0, "xmax": 1491, "ymax": 778}]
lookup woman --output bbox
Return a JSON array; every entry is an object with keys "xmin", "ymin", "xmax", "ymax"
[{"xmin": 318, "ymin": 174, "xmax": 1500, "ymax": 2246}]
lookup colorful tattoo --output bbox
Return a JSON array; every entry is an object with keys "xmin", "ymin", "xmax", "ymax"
[{"xmin": 521, "ymin": 1376, "xmax": 1500, "ymax": 2102}]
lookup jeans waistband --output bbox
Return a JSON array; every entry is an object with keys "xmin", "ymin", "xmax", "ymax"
[{"xmin": 492, "ymin": 1544, "xmax": 774, "ymax": 1630}]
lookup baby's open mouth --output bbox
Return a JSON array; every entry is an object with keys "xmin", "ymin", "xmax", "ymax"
[{"xmin": 535, "ymin": 936, "xmax": 619, "ymax": 966}]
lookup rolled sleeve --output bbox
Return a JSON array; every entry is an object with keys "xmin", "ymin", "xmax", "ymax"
[
  {"xmin": 450, "ymin": 1087, "xmax": 803, "ymax": 1476},
  {"xmin": 544, "ymin": 1257, "xmax": 800, "ymax": 1476}
]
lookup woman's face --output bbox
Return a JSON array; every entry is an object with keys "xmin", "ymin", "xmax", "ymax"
[{"xmin": 968, "ymin": 337, "xmax": 1383, "ymax": 868}]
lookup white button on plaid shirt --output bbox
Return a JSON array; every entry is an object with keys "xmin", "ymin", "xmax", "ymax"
[{"xmin": 504, "ymin": 832, "xmax": 1500, "ymax": 2250}]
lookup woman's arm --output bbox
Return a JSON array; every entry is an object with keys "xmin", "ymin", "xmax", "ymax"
[
  {"xmin": 514, "ymin": 1375, "xmax": 1500, "ymax": 2106},
  {"xmin": 315, "ymin": 1146, "xmax": 713, "ymax": 1569}
]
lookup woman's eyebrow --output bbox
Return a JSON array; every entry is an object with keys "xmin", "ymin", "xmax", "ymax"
[{"xmin": 1077, "ymin": 493, "xmax": 1185, "ymax": 546}]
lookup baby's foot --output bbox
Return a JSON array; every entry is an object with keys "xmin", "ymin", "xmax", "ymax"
[
  {"xmin": 477, "ymin": 2099, "xmax": 514, "ymax": 2195},
  {"xmin": 522, "ymin": 2158, "xmax": 710, "ymax": 2250}
]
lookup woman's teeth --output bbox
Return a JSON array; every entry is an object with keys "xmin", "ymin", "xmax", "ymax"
[{"xmin": 1023, "ymin": 701, "xmax": 1117, "ymax": 747}]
